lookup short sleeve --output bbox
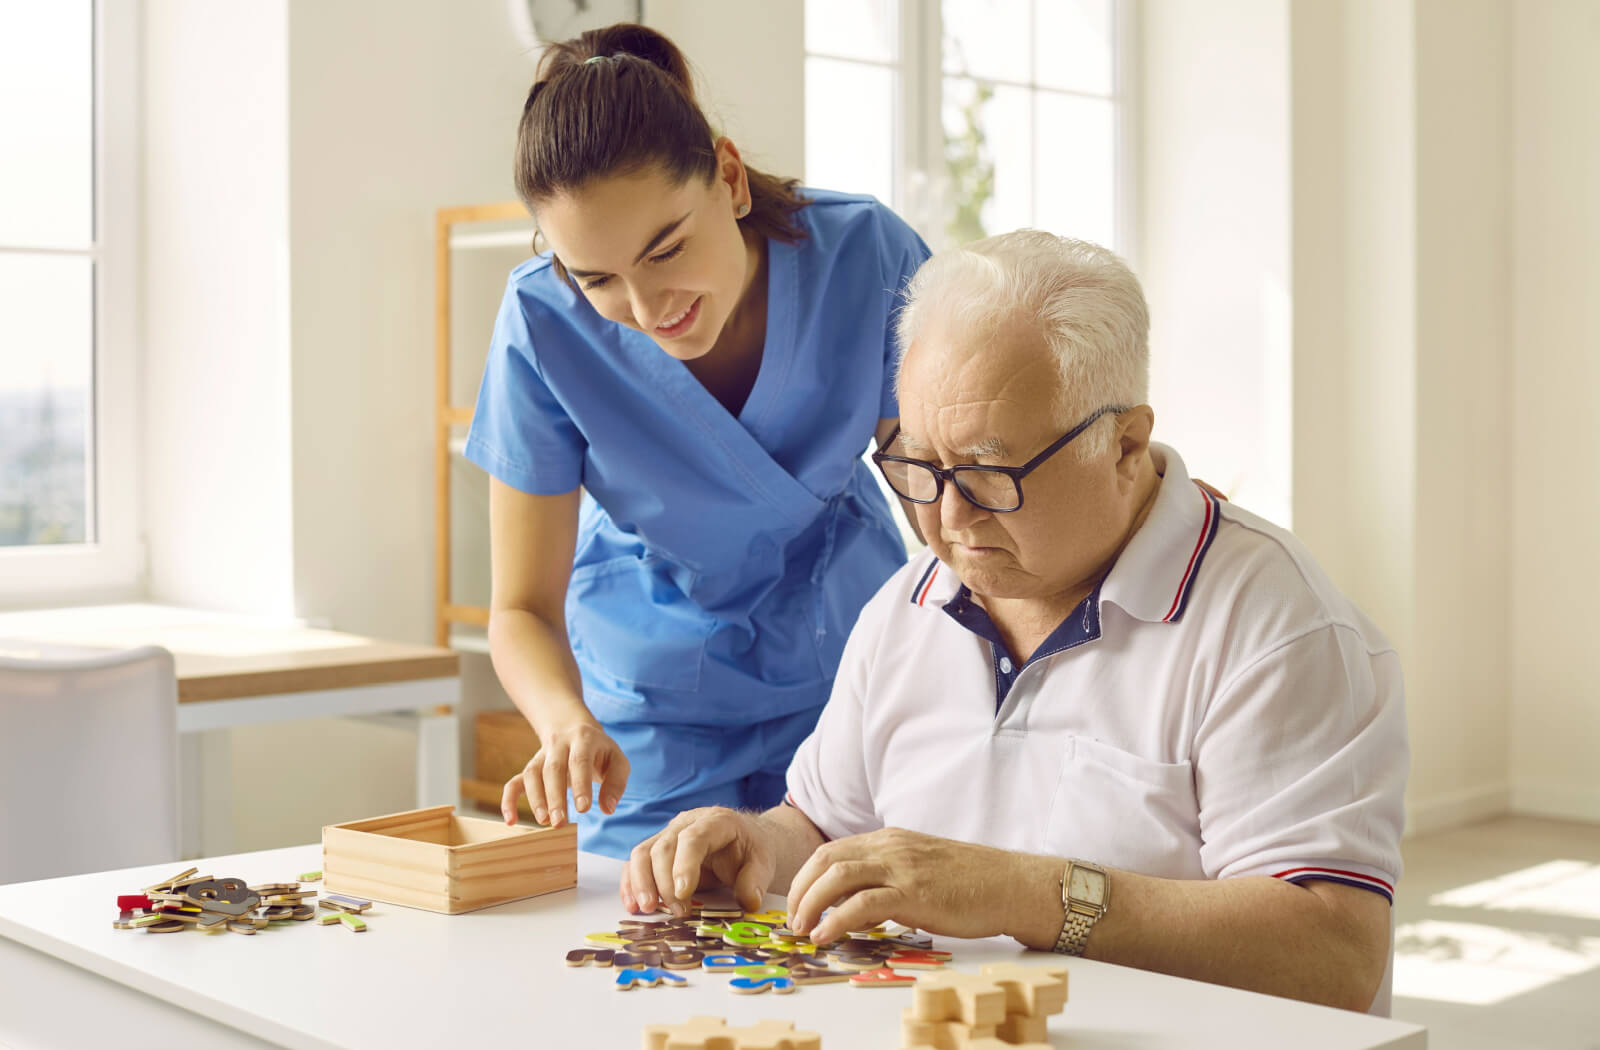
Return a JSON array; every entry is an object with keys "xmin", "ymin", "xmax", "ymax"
[
  {"xmin": 461, "ymin": 276, "xmax": 587, "ymax": 495},
  {"xmin": 875, "ymin": 207, "xmax": 932, "ymax": 419},
  {"xmin": 1193, "ymin": 623, "xmax": 1407, "ymax": 902},
  {"xmin": 785, "ymin": 590, "xmax": 891, "ymax": 840}
]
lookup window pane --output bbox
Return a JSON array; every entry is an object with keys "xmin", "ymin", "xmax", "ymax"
[
  {"xmin": 805, "ymin": 57, "xmax": 895, "ymax": 204},
  {"xmin": 1035, "ymin": 0, "xmax": 1115, "ymax": 96},
  {"xmin": 806, "ymin": 0, "xmax": 896, "ymax": 63},
  {"xmin": 0, "ymin": 1, "xmax": 93, "ymax": 246},
  {"xmin": 1034, "ymin": 92, "xmax": 1116, "ymax": 249},
  {"xmin": 942, "ymin": 0, "xmax": 1030, "ymax": 82},
  {"xmin": 0, "ymin": 254, "xmax": 93, "ymax": 547},
  {"xmin": 942, "ymin": 77, "xmax": 1031, "ymax": 244}
]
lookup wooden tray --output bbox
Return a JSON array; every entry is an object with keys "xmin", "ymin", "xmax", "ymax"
[{"xmin": 322, "ymin": 804, "xmax": 576, "ymax": 914}]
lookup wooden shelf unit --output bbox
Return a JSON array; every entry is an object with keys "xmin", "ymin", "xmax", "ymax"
[{"xmin": 433, "ymin": 201, "xmax": 534, "ymax": 651}]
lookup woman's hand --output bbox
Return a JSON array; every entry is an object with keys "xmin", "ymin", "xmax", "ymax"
[
  {"xmin": 621, "ymin": 806, "xmax": 777, "ymax": 916},
  {"xmin": 500, "ymin": 718, "xmax": 630, "ymax": 827}
]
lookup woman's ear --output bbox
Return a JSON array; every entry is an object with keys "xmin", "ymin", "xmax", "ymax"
[{"xmin": 712, "ymin": 137, "xmax": 750, "ymax": 212}]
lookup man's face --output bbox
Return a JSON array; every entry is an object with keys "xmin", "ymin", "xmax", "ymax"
[{"xmin": 897, "ymin": 314, "xmax": 1137, "ymax": 604}]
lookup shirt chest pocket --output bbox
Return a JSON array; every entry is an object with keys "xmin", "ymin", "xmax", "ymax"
[{"xmin": 1043, "ymin": 736, "xmax": 1205, "ymax": 880}]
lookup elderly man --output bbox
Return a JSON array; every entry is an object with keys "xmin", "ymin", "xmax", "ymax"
[{"xmin": 620, "ymin": 232, "xmax": 1408, "ymax": 1015}]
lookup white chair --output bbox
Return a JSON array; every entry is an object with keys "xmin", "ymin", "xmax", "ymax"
[{"xmin": 0, "ymin": 643, "xmax": 178, "ymax": 884}]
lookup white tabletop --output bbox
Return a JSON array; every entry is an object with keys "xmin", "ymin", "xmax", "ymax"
[{"xmin": 0, "ymin": 845, "xmax": 1427, "ymax": 1049}]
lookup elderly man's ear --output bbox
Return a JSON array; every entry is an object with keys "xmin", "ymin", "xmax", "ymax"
[{"xmin": 1113, "ymin": 405, "xmax": 1156, "ymax": 483}]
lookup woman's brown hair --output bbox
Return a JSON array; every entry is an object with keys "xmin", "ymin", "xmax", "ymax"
[{"xmin": 516, "ymin": 23, "xmax": 810, "ymax": 283}]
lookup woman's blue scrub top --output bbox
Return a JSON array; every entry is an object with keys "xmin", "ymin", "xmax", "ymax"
[{"xmin": 464, "ymin": 190, "xmax": 931, "ymax": 729}]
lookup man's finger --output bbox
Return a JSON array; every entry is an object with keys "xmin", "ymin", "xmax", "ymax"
[
  {"xmin": 793, "ymin": 858, "xmax": 878, "ymax": 941},
  {"xmin": 811, "ymin": 886, "xmax": 899, "ymax": 945}
]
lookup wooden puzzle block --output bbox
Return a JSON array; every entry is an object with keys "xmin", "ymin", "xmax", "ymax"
[
  {"xmin": 338, "ymin": 913, "xmax": 367, "ymax": 932},
  {"xmin": 961, "ymin": 1040, "xmax": 1050, "ymax": 1050},
  {"xmin": 722, "ymin": 921, "xmax": 775, "ymax": 948},
  {"xmin": 227, "ymin": 920, "xmax": 259, "ymax": 935},
  {"xmin": 616, "ymin": 950, "xmax": 666, "ymax": 969},
  {"xmin": 641, "ymin": 1015, "xmax": 732, "ymax": 1050},
  {"xmin": 785, "ymin": 961, "xmax": 850, "ymax": 985},
  {"xmin": 248, "ymin": 882, "xmax": 300, "ymax": 895},
  {"xmin": 741, "ymin": 909, "xmax": 788, "ymax": 925},
  {"xmin": 184, "ymin": 878, "xmax": 260, "ymax": 914},
  {"xmin": 322, "ymin": 893, "xmax": 373, "ymax": 913},
  {"xmin": 198, "ymin": 912, "xmax": 232, "ymax": 929},
  {"xmin": 995, "ymin": 1011, "xmax": 1048, "ymax": 1044},
  {"xmin": 912, "ymin": 972, "xmax": 1006, "ymax": 1027},
  {"xmin": 298, "ymin": 870, "xmax": 322, "ymax": 882},
  {"xmin": 729, "ymin": 1019, "xmax": 821, "ymax": 1050},
  {"xmin": 886, "ymin": 950, "xmax": 952, "ymax": 970},
  {"xmin": 145, "ymin": 919, "xmax": 187, "ymax": 933},
  {"xmin": 587, "ymin": 931, "xmax": 632, "ymax": 948},
  {"xmin": 566, "ymin": 948, "xmax": 616, "ymax": 967},
  {"xmin": 117, "ymin": 895, "xmax": 153, "ymax": 910},
  {"xmin": 129, "ymin": 913, "xmax": 164, "ymax": 928},
  {"xmin": 112, "ymin": 912, "xmax": 138, "ymax": 930},
  {"xmin": 849, "ymin": 966, "xmax": 919, "ymax": 989},
  {"xmin": 319, "ymin": 911, "xmax": 343, "ymax": 925},
  {"xmin": 291, "ymin": 905, "xmax": 317, "ymax": 921},
  {"xmin": 701, "ymin": 953, "xmax": 758, "ymax": 970},
  {"xmin": 661, "ymin": 949, "xmax": 705, "ymax": 970},
  {"xmin": 614, "ymin": 967, "xmax": 688, "ymax": 990},
  {"xmin": 976, "ymin": 962, "xmax": 1068, "ymax": 1017},
  {"xmin": 828, "ymin": 952, "xmax": 889, "ymax": 971},
  {"xmin": 899, "ymin": 1006, "xmax": 997, "ymax": 1049}
]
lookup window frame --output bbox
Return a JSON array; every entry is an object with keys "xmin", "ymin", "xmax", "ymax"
[
  {"xmin": 807, "ymin": 0, "xmax": 1138, "ymax": 262},
  {"xmin": 0, "ymin": 0, "xmax": 144, "ymax": 608}
]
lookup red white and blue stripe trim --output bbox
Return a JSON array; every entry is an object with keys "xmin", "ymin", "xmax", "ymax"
[
  {"xmin": 1273, "ymin": 866, "xmax": 1394, "ymax": 904},
  {"xmin": 1162, "ymin": 485, "xmax": 1221, "ymax": 623},
  {"xmin": 910, "ymin": 559, "xmax": 942, "ymax": 607}
]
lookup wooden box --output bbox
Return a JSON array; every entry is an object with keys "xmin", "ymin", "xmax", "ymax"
[{"xmin": 322, "ymin": 804, "xmax": 576, "ymax": 914}]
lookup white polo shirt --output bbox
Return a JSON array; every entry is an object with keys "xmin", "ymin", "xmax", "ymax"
[{"xmin": 787, "ymin": 443, "xmax": 1407, "ymax": 904}]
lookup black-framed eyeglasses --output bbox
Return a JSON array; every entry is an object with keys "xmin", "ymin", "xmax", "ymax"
[{"xmin": 872, "ymin": 406, "xmax": 1124, "ymax": 513}]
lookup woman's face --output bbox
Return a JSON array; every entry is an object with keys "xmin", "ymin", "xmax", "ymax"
[{"xmin": 534, "ymin": 143, "xmax": 752, "ymax": 361}]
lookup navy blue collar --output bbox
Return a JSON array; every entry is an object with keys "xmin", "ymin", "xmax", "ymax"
[{"xmin": 941, "ymin": 582, "xmax": 1104, "ymax": 711}]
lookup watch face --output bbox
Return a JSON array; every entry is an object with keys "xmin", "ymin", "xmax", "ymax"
[{"xmin": 1068, "ymin": 865, "xmax": 1104, "ymax": 905}]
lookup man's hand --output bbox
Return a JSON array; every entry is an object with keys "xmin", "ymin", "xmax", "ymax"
[
  {"xmin": 622, "ymin": 807, "xmax": 778, "ymax": 917},
  {"xmin": 785, "ymin": 828, "xmax": 1020, "ymax": 944}
]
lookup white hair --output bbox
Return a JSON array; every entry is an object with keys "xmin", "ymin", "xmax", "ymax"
[{"xmin": 894, "ymin": 230, "xmax": 1149, "ymax": 459}]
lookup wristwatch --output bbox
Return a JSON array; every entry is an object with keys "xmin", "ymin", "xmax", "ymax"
[{"xmin": 1053, "ymin": 860, "xmax": 1110, "ymax": 956}]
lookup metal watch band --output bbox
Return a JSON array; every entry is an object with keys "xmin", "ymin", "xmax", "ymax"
[{"xmin": 1053, "ymin": 908, "xmax": 1096, "ymax": 956}]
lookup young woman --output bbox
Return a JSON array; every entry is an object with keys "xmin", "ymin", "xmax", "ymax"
[{"xmin": 467, "ymin": 23, "xmax": 929, "ymax": 860}]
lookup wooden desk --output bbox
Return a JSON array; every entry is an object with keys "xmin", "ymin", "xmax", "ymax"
[
  {"xmin": 0, "ymin": 604, "xmax": 460, "ymax": 857},
  {"xmin": 0, "ymin": 845, "xmax": 1428, "ymax": 1050}
]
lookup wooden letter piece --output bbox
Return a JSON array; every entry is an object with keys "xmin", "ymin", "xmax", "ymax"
[
  {"xmin": 614, "ymin": 966, "xmax": 688, "ymax": 990},
  {"xmin": 565, "ymin": 948, "xmax": 616, "ymax": 968},
  {"xmin": 849, "ymin": 966, "xmax": 919, "ymax": 989}
]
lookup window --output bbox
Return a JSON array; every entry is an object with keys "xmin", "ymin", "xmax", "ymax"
[
  {"xmin": 0, "ymin": 1, "xmax": 140, "ymax": 603},
  {"xmin": 805, "ymin": 0, "xmax": 1129, "ymax": 255}
]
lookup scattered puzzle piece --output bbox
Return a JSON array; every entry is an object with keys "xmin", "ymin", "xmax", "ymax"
[
  {"xmin": 641, "ymin": 1015, "xmax": 731, "ymax": 1050},
  {"xmin": 899, "ymin": 1006, "xmax": 997, "ymax": 1050},
  {"xmin": 615, "ymin": 966, "xmax": 688, "ymax": 990},
  {"xmin": 849, "ymin": 966, "xmax": 919, "ymax": 989},
  {"xmin": 298, "ymin": 870, "xmax": 322, "ymax": 882},
  {"xmin": 338, "ymin": 913, "xmax": 367, "ymax": 932},
  {"xmin": 729, "ymin": 1018, "xmax": 821, "ymax": 1050},
  {"xmin": 566, "ymin": 948, "xmax": 615, "ymax": 967}
]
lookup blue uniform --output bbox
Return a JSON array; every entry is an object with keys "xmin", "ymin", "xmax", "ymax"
[{"xmin": 464, "ymin": 190, "xmax": 931, "ymax": 857}]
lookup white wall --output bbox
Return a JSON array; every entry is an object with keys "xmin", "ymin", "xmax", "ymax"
[
  {"xmin": 143, "ymin": 0, "xmax": 294, "ymax": 618},
  {"xmin": 1509, "ymin": 0, "xmax": 1600, "ymax": 822},
  {"xmin": 1138, "ymin": 0, "xmax": 1292, "ymax": 527}
]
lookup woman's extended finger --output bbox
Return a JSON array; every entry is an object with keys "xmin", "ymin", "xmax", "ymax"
[
  {"xmin": 521, "ymin": 755, "xmax": 549, "ymax": 825},
  {"xmin": 567, "ymin": 740, "xmax": 594, "ymax": 814},
  {"xmin": 499, "ymin": 773, "xmax": 526, "ymax": 825},
  {"xmin": 623, "ymin": 835, "xmax": 660, "ymax": 914},
  {"xmin": 541, "ymin": 743, "xmax": 570, "ymax": 827},
  {"xmin": 597, "ymin": 747, "xmax": 630, "ymax": 815}
]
